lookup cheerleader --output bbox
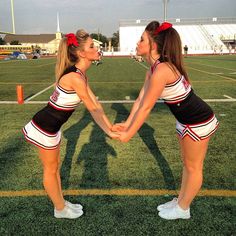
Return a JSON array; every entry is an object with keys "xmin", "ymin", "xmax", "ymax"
[
  {"xmin": 112, "ymin": 21, "xmax": 219, "ymax": 220},
  {"xmin": 23, "ymin": 30, "xmax": 118, "ymax": 219}
]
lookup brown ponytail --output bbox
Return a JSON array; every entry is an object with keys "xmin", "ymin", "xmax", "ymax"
[{"xmin": 145, "ymin": 21, "xmax": 189, "ymax": 82}]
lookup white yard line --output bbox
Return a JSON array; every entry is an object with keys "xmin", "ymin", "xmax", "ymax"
[
  {"xmin": 24, "ymin": 83, "xmax": 55, "ymax": 101},
  {"xmin": 187, "ymin": 61, "xmax": 236, "ymax": 71},
  {"xmin": 187, "ymin": 66, "xmax": 236, "ymax": 82},
  {"xmin": 137, "ymin": 61, "xmax": 149, "ymax": 70},
  {"xmin": 223, "ymin": 95, "xmax": 233, "ymax": 99},
  {"xmin": 1, "ymin": 98, "xmax": 236, "ymax": 105}
]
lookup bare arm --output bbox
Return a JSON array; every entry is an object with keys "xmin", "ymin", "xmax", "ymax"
[
  {"xmin": 125, "ymin": 71, "xmax": 150, "ymax": 126},
  {"xmin": 118, "ymin": 64, "xmax": 169, "ymax": 142},
  {"xmin": 86, "ymin": 83, "xmax": 113, "ymax": 129},
  {"xmin": 70, "ymin": 74, "xmax": 115, "ymax": 137},
  {"xmin": 112, "ymin": 71, "xmax": 150, "ymax": 131}
]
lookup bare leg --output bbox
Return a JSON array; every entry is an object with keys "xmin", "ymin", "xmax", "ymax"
[
  {"xmin": 178, "ymin": 136, "xmax": 210, "ymax": 210},
  {"xmin": 177, "ymin": 135, "xmax": 187, "ymax": 202},
  {"xmin": 56, "ymin": 150, "xmax": 64, "ymax": 202},
  {"xmin": 38, "ymin": 146, "xmax": 65, "ymax": 210}
]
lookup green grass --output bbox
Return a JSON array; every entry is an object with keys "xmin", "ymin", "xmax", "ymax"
[{"xmin": 0, "ymin": 56, "xmax": 236, "ymax": 235}]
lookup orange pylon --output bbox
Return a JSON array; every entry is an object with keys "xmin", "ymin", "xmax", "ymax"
[{"xmin": 16, "ymin": 85, "xmax": 24, "ymax": 104}]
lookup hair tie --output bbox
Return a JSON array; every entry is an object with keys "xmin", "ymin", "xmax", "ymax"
[
  {"xmin": 65, "ymin": 33, "xmax": 79, "ymax": 47},
  {"xmin": 154, "ymin": 22, "xmax": 172, "ymax": 35}
]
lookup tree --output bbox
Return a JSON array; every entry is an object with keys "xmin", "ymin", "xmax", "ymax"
[
  {"xmin": 111, "ymin": 31, "xmax": 119, "ymax": 48},
  {"xmin": 0, "ymin": 37, "xmax": 5, "ymax": 45},
  {"xmin": 90, "ymin": 33, "xmax": 108, "ymax": 47},
  {"xmin": 10, "ymin": 40, "xmax": 21, "ymax": 45}
]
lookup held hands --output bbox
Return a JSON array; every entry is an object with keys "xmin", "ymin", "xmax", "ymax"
[
  {"xmin": 108, "ymin": 130, "xmax": 120, "ymax": 139},
  {"xmin": 111, "ymin": 122, "xmax": 128, "ymax": 132},
  {"xmin": 110, "ymin": 122, "xmax": 131, "ymax": 143}
]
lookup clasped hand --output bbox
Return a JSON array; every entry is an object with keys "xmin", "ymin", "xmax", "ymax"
[{"xmin": 108, "ymin": 122, "xmax": 131, "ymax": 142}]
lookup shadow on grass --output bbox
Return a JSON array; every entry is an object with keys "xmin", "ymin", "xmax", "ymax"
[
  {"xmin": 111, "ymin": 103, "xmax": 176, "ymax": 190},
  {"xmin": 0, "ymin": 133, "xmax": 28, "ymax": 189},
  {"xmin": 61, "ymin": 110, "xmax": 92, "ymax": 188},
  {"xmin": 61, "ymin": 109, "xmax": 117, "ymax": 189}
]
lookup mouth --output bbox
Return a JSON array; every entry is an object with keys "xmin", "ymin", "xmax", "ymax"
[{"xmin": 98, "ymin": 51, "xmax": 102, "ymax": 59}]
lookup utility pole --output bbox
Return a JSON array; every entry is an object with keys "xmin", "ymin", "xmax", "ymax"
[
  {"xmin": 163, "ymin": 0, "xmax": 169, "ymax": 22},
  {"xmin": 11, "ymin": 0, "xmax": 15, "ymax": 34}
]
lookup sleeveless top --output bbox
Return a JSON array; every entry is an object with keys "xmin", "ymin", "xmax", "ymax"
[
  {"xmin": 32, "ymin": 65, "xmax": 86, "ymax": 133},
  {"xmin": 151, "ymin": 60, "xmax": 214, "ymax": 124}
]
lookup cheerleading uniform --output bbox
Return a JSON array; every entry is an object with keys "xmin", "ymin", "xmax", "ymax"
[
  {"xmin": 151, "ymin": 60, "xmax": 219, "ymax": 141},
  {"xmin": 22, "ymin": 65, "xmax": 86, "ymax": 149}
]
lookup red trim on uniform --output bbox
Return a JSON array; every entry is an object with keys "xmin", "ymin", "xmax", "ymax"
[
  {"xmin": 199, "ymin": 122, "xmax": 219, "ymax": 140},
  {"xmin": 57, "ymin": 84, "xmax": 76, "ymax": 93},
  {"xmin": 22, "ymin": 128, "xmax": 60, "ymax": 150},
  {"xmin": 185, "ymin": 114, "xmax": 215, "ymax": 127},
  {"xmin": 31, "ymin": 120, "xmax": 58, "ymax": 136},
  {"xmin": 164, "ymin": 92, "xmax": 190, "ymax": 104},
  {"xmin": 48, "ymin": 101, "xmax": 76, "ymax": 111},
  {"xmin": 165, "ymin": 76, "xmax": 182, "ymax": 87},
  {"xmin": 151, "ymin": 60, "xmax": 160, "ymax": 74}
]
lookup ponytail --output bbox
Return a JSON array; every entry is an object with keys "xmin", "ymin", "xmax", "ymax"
[
  {"xmin": 55, "ymin": 29, "xmax": 90, "ymax": 82},
  {"xmin": 145, "ymin": 21, "xmax": 189, "ymax": 82}
]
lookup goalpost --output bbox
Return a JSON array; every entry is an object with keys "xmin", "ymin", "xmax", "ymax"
[{"xmin": 0, "ymin": 0, "xmax": 15, "ymax": 34}]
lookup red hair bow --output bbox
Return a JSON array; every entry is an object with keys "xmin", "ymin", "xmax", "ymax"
[
  {"xmin": 154, "ymin": 22, "xmax": 172, "ymax": 35},
  {"xmin": 65, "ymin": 33, "xmax": 79, "ymax": 47}
]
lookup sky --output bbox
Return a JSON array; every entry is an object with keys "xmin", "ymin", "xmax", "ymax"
[{"xmin": 0, "ymin": 0, "xmax": 236, "ymax": 37}]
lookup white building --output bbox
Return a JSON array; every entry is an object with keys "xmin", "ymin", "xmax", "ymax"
[{"xmin": 119, "ymin": 17, "xmax": 236, "ymax": 55}]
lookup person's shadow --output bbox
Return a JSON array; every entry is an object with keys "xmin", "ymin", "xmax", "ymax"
[
  {"xmin": 61, "ymin": 109, "xmax": 117, "ymax": 189},
  {"xmin": 111, "ymin": 103, "xmax": 176, "ymax": 190},
  {"xmin": 76, "ymin": 123, "xmax": 117, "ymax": 188},
  {"xmin": 61, "ymin": 109, "xmax": 92, "ymax": 189}
]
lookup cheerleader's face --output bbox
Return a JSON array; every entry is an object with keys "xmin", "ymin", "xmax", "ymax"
[
  {"xmin": 79, "ymin": 37, "xmax": 101, "ymax": 61},
  {"xmin": 136, "ymin": 31, "xmax": 151, "ymax": 56}
]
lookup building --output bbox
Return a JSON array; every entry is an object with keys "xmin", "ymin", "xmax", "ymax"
[
  {"xmin": 3, "ymin": 33, "xmax": 103, "ymax": 55},
  {"xmin": 119, "ymin": 17, "xmax": 236, "ymax": 55},
  {"xmin": 3, "ymin": 32, "xmax": 62, "ymax": 54}
]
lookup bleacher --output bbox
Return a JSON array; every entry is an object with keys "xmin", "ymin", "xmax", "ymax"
[
  {"xmin": 118, "ymin": 17, "xmax": 236, "ymax": 55},
  {"xmin": 174, "ymin": 24, "xmax": 236, "ymax": 54}
]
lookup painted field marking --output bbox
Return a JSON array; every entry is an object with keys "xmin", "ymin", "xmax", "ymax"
[
  {"xmin": 34, "ymin": 62, "xmax": 56, "ymax": 68},
  {"xmin": 187, "ymin": 66, "xmax": 236, "ymax": 82},
  {"xmin": 136, "ymin": 59, "xmax": 236, "ymax": 82},
  {"xmin": 223, "ymin": 95, "xmax": 233, "ymax": 99},
  {"xmin": 0, "ymin": 189, "xmax": 235, "ymax": 198},
  {"xmin": 186, "ymin": 61, "xmax": 236, "ymax": 71},
  {"xmin": 24, "ymin": 83, "xmax": 55, "ymax": 102},
  {"xmin": 1, "ymin": 98, "xmax": 236, "ymax": 105},
  {"xmin": 0, "ymin": 82, "xmax": 53, "ymax": 85},
  {"xmin": 136, "ymin": 61, "xmax": 149, "ymax": 69}
]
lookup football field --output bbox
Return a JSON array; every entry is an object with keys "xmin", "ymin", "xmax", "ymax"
[{"xmin": 0, "ymin": 56, "xmax": 235, "ymax": 235}]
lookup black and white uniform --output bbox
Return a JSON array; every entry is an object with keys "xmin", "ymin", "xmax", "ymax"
[
  {"xmin": 152, "ymin": 60, "xmax": 219, "ymax": 141},
  {"xmin": 22, "ymin": 65, "xmax": 85, "ymax": 149}
]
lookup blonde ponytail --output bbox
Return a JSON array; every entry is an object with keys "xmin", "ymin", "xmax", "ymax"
[
  {"xmin": 55, "ymin": 38, "xmax": 72, "ymax": 82},
  {"xmin": 55, "ymin": 29, "xmax": 90, "ymax": 82}
]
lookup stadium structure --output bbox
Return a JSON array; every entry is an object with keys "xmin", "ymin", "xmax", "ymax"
[{"xmin": 117, "ymin": 17, "xmax": 236, "ymax": 56}]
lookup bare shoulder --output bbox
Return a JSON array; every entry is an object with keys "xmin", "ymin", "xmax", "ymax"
[
  {"xmin": 155, "ymin": 62, "xmax": 180, "ymax": 82},
  {"xmin": 59, "ymin": 72, "xmax": 86, "ymax": 90}
]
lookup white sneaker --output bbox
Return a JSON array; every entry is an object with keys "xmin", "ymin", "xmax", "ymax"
[
  {"xmin": 54, "ymin": 205, "xmax": 83, "ymax": 219},
  {"xmin": 157, "ymin": 198, "xmax": 178, "ymax": 211},
  {"xmin": 65, "ymin": 200, "xmax": 83, "ymax": 211},
  {"xmin": 158, "ymin": 204, "xmax": 190, "ymax": 220}
]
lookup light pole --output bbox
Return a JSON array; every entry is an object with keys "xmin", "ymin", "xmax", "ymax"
[
  {"xmin": 11, "ymin": 0, "xmax": 15, "ymax": 34},
  {"xmin": 163, "ymin": 0, "xmax": 169, "ymax": 22}
]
